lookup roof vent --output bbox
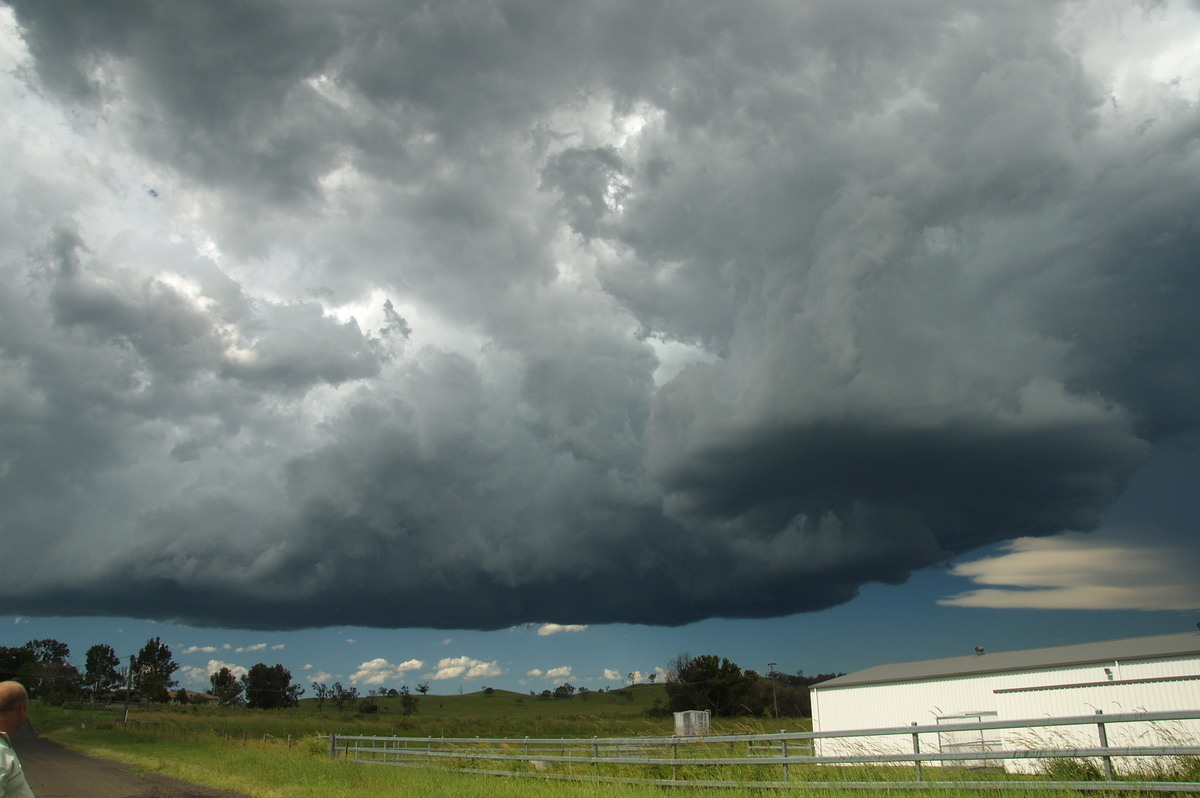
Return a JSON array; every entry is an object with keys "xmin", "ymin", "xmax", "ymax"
[{"xmin": 974, "ymin": 647, "xmax": 985, "ymax": 656}]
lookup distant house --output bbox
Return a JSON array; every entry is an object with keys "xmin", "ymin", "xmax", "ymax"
[{"xmin": 809, "ymin": 631, "xmax": 1200, "ymax": 771}]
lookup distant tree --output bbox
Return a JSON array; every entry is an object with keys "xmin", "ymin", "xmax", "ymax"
[
  {"xmin": 666, "ymin": 653, "xmax": 759, "ymax": 717},
  {"xmin": 85, "ymin": 644, "xmax": 122, "ymax": 697},
  {"xmin": 134, "ymin": 638, "xmax": 179, "ymax": 703},
  {"xmin": 648, "ymin": 673, "xmax": 657, "ymax": 684},
  {"xmin": 311, "ymin": 682, "xmax": 330, "ymax": 711},
  {"xmin": 416, "ymin": 682, "xmax": 430, "ymax": 695},
  {"xmin": 175, "ymin": 688, "xmax": 190, "ymax": 705},
  {"xmin": 538, "ymin": 689, "xmax": 551, "ymax": 700},
  {"xmin": 400, "ymin": 684, "xmax": 419, "ymax": 716},
  {"xmin": 242, "ymin": 663, "xmax": 303, "ymax": 710},
  {"xmin": 483, "ymin": 686, "xmax": 495, "ymax": 697},
  {"xmin": 330, "ymin": 681, "xmax": 358, "ymax": 712},
  {"xmin": 386, "ymin": 688, "xmax": 399, "ymax": 697},
  {"xmin": 578, "ymin": 686, "xmax": 590, "ymax": 701},
  {"xmin": 211, "ymin": 667, "xmax": 244, "ymax": 706},
  {"xmin": 553, "ymin": 682, "xmax": 575, "ymax": 699},
  {"xmin": 628, "ymin": 672, "xmax": 636, "ymax": 686}
]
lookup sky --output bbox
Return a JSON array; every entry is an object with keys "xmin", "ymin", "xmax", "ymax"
[{"xmin": 1, "ymin": 1, "xmax": 1199, "ymax": 697}]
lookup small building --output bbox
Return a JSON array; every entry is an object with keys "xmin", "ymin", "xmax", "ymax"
[{"xmin": 809, "ymin": 631, "xmax": 1200, "ymax": 771}]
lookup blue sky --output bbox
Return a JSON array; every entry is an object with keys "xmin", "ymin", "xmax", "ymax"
[{"xmin": 2, "ymin": 2, "xmax": 1199, "ymax": 698}]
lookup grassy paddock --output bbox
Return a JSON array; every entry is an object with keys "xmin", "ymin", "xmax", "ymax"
[{"xmin": 29, "ymin": 694, "xmax": 1150, "ymax": 798}]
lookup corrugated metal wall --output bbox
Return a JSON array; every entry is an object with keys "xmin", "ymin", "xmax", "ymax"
[{"xmin": 811, "ymin": 655, "xmax": 1200, "ymax": 770}]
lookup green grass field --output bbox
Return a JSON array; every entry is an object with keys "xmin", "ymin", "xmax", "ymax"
[{"xmin": 29, "ymin": 688, "xmax": 1147, "ymax": 798}]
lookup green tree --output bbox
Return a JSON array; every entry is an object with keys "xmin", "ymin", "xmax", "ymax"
[
  {"xmin": 665, "ymin": 653, "xmax": 759, "ymax": 716},
  {"xmin": 399, "ymin": 685, "xmax": 419, "ymax": 716},
  {"xmin": 21, "ymin": 639, "xmax": 81, "ymax": 703},
  {"xmin": 0, "ymin": 646, "xmax": 36, "ymax": 683},
  {"xmin": 330, "ymin": 681, "xmax": 358, "ymax": 712},
  {"xmin": 134, "ymin": 637, "xmax": 179, "ymax": 703},
  {"xmin": 85, "ymin": 644, "xmax": 122, "ymax": 697},
  {"xmin": 311, "ymin": 682, "xmax": 330, "ymax": 711},
  {"xmin": 210, "ymin": 666, "xmax": 244, "ymax": 706},
  {"xmin": 242, "ymin": 663, "xmax": 303, "ymax": 709}
]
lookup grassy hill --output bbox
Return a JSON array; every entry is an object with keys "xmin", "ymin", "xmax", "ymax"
[{"xmin": 39, "ymin": 683, "xmax": 809, "ymax": 743}]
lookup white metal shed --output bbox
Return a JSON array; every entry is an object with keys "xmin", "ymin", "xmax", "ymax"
[{"xmin": 809, "ymin": 631, "xmax": 1200, "ymax": 771}]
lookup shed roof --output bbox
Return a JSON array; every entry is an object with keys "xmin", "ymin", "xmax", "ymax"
[{"xmin": 812, "ymin": 631, "xmax": 1200, "ymax": 690}]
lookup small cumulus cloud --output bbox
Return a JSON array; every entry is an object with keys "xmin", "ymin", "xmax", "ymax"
[
  {"xmin": 182, "ymin": 659, "xmax": 248, "ymax": 684},
  {"xmin": 430, "ymin": 656, "xmax": 503, "ymax": 681},
  {"xmin": 527, "ymin": 666, "xmax": 573, "ymax": 680},
  {"xmin": 13, "ymin": 618, "xmax": 28, "ymax": 625},
  {"xmin": 236, "ymin": 643, "xmax": 269, "ymax": 653},
  {"xmin": 537, "ymin": 624, "xmax": 587, "ymax": 636},
  {"xmin": 182, "ymin": 645, "xmax": 220, "ymax": 654},
  {"xmin": 350, "ymin": 657, "xmax": 425, "ymax": 686},
  {"xmin": 603, "ymin": 669, "xmax": 622, "ymax": 682},
  {"xmin": 309, "ymin": 671, "xmax": 333, "ymax": 683},
  {"xmin": 940, "ymin": 534, "xmax": 1200, "ymax": 611}
]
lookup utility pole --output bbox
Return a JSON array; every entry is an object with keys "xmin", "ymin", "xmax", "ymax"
[
  {"xmin": 122, "ymin": 655, "xmax": 134, "ymax": 724},
  {"xmin": 768, "ymin": 662, "xmax": 779, "ymax": 719}
]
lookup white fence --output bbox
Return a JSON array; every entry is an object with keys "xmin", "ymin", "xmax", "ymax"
[{"xmin": 328, "ymin": 708, "xmax": 1200, "ymax": 791}]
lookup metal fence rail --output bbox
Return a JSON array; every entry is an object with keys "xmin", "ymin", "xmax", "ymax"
[{"xmin": 328, "ymin": 708, "xmax": 1200, "ymax": 791}]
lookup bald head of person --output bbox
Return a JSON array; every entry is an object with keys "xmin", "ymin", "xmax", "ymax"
[{"xmin": 0, "ymin": 682, "xmax": 29, "ymax": 736}]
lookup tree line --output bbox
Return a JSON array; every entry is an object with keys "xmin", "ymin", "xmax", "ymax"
[
  {"xmin": 662, "ymin": 653, "xmax": 843, "ymax": 718},
  {"xmin": 0, "ymin": 637, "xmax": 305, "ymax": 710}
]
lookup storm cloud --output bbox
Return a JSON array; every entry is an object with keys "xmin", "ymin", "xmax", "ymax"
[{"xmin": 1, "ymin": 0, "xmax": 1197, "ymax": 630}]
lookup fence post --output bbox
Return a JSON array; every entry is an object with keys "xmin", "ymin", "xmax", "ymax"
[
  {"xmin": 328, "ymin": 733, "xmax": 337, "ymax": 759},
  {"xmin": 1095, "ymin": 710, "xmax": 1114, "ymax": 781},
  {"xmin": 911, "ymin": 722, "xmax": 923, "ymax": 782},
  {"xmin": 781, "ymin": 732, "xmax": 789, "ymax": 783}
]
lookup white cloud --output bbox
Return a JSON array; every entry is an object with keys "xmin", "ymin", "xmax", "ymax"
[
  {"xmin": 350, "ymin": 657, "xmax": 425, "ymax": 686},
  {"xmin": 430, "ymin": 656, "xmax": 503, "ymax": 681},
  {"xmin": 545, "ymin": 666, "xmax": 573, "ymax": 680},
  {"xmin": 526, "ymin": 668, "xmax": 543, "ymax": 678},
  {"xmin": 537, "ymin": 624, "xmax": 587, "ymax": 636},
  {"xmin": 940, "ymin": 534, "xmax": 1200, "ymax": 611},
  {"xmin": 236, "ymin": 643, "xmax": 268, "ymax": 653},
  {"xmin": 182, "ymin": 645, "xmax": 220, "ymax": 654},
  {"xmin": 182, "ymin": 658, "xmax": 248, "ymax": 685},
  {"xmin": 603, "ymin": 669, "xmax": 622, "ymax": 682},
  {"xmin": 271, "ymin": 644, "xmax": 285, "ymax": 650}
]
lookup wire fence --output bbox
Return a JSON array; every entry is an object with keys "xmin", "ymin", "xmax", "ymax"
[{"xmin": 328, "ymin": 708, "xmax": 1200, "ymax": 791}]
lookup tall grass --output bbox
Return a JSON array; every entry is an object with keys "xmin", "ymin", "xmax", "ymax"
[{"xmin": 30, "ymin": 695, "xmax": 1181, "ymax": 798}]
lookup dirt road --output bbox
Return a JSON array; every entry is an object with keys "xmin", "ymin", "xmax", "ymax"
[{"xmin": 10, "ymin": 721, "xmax": 252, "ymax": 798}]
